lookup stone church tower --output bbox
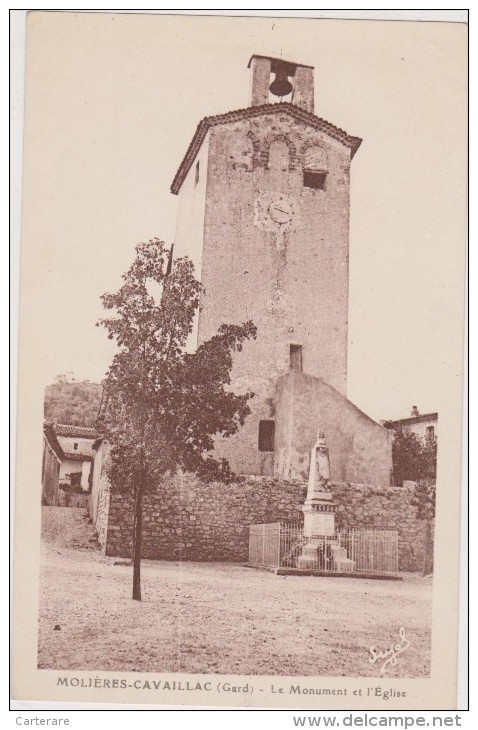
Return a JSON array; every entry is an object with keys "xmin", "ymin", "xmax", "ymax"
[{"xmin": 171, "ymin": 55, "xmax": 392, "ymax": 485}]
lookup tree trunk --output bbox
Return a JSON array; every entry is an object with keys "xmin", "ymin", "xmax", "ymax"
[{"xmin": 132, "ymin": 483, "xmax": 144, "ymax": 601}]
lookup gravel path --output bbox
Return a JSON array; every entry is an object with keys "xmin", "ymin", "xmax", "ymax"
[{"xmin": 38, "ymin": 508, "xmax": 432, "ymax": 677}]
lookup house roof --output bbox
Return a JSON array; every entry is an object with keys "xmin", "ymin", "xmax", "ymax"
[
  {"xmin": 53, "ymin": 424, "xmax": 99, "ymax": 439},
  {"xmin": 383, "ymin": 413, "xmax": 438, "ymax": 429},
  {"xmin": 170, "ymin": 102, "xmax": 362, "ymax": 195},
  {"xmin": 44, "ymin": 422, "xmax": 98, "ymax": 464},
  {"xmin": 63, "ymin": 452, "xmax": 94, "ymax": 463}
]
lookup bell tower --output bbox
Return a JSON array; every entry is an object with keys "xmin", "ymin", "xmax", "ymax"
[
  {"xmin": 170, "ymin": 55, "xmax": 395, "ymax": 484},
  {"xmin": 248, "ymin": 55, "xmax": 314, "ymax": 112}
]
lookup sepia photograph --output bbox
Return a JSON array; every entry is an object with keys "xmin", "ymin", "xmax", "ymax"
[{"xmin": 12, "ymin": 11, "xmax": 467, "ymax": 709}]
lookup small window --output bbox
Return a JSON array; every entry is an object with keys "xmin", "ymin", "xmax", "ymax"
[
  {"xmin": 426, "ymin": 426, "xmax": 435, "ymax": 442},
  {"xmin": 194, "ymin": 161, "xmax": 200, "ymax": 187},
  {"xmin": 303, "ymin": 170, "xmax": 327, "ymax": 190},
  {"xmin": 290, "ymin": 344, "xmax": 303, "ymax": 372},
  {"xmin": 73, "ymin": 442, "xmax": 78, "ymax": 451},
  {"xmin": 258, "ymin": 420, "xmax": 275, "ymax": 452}
]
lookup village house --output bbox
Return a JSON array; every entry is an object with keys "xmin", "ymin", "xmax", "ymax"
[
  {"xmin": 382, "ymin": 406, "xmax": 438, "ymax": 444},
  {"xmin": 41, "ymin": 423, "xmax": 98, "ymax": 506}
]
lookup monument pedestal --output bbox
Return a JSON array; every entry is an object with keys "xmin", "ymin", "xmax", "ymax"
[
  {"xmin": 302, "ymin": 492, "xmax": 336, "ymax": 537},
  {"xmin": 297, "ymin": 493, "xmax": 337, "ymax": 570},
  {"xmin": 296, "ymin": 537, "xmax": 324, "ymax": 570}
]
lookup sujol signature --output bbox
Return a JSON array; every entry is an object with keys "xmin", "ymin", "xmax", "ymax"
[{"xmin": 368, "ymin": 627, "xmax": 410, "ymax": 674}]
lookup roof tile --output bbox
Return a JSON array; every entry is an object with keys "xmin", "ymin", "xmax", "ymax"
[{"xmin": 53, "ymin": 424, "xmax": 98, "ymax": 438}]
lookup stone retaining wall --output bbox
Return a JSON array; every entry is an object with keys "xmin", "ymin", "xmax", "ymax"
[
  {"xmin": 99, "ymin": 473, "xmax": 432, "ymax": 572},
  {"xmin": 103, "ymin": 474, "xmax": 307, "ymax": 562},
  {"xmin": 331, "ymin": 483, "xmax": 432, "ymax": 573}
]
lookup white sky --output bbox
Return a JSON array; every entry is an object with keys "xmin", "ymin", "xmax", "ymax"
[{"xmin": 17, "ymin": 11, "xmax": 467, "ymax": 423}]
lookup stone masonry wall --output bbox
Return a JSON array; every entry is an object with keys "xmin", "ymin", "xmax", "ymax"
[
  {"xmin": 331, "ymin": 483, "xmax": 432, "ymax": 573},
  {"xmin": 104, "ymin": 474, "xmax": 307, "ymax": 562},
  {"xmin": 101, "ymin": 473, "xmax": 432, "ymax": 572}
]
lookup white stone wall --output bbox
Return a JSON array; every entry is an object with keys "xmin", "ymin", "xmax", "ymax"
[
  {"xmin": 89, "ymin": 441, "xmax": 105, "ymax": 524},
  {"xmin": 89, "ymin": 442, "xmax": 110, "ymax": 551},
  {"xmin": 59, "ymin": 458, "xmax": 83, "ymax": 482},
  {"xmin": 406, "ymin": 419, "xmax": 438, "ymax": 442},
  {"xmin": 56, "ymin": 435, "xmax": 96, "ymax": 456},
  {"xmin": 94, "ymin": 474, "xmax": 110, "ymax": 552}
]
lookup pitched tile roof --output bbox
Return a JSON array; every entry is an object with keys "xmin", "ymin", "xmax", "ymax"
[
  {"xmin": 53, "ymin": 424, "xmax": 98, "ymax": 439},
  {"xmin": 44, "ymin": 422, "xmax": 98, "ymax": 463},
  {"xmin": 171, "ymin": 102, "xmax": 362, "ymax": 195}
]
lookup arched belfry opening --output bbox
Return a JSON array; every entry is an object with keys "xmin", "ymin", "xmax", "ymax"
[{"xmin": 248, "ymin": 54, "xmax": 315, "ymax": 113}]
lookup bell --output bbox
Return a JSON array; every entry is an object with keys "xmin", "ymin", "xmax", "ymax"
[{"xmin": 269, "ymin": 68, "xmax": 293, "ymax": 98}]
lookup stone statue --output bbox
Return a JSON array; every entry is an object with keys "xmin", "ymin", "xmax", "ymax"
[
  {"xmin": 298, "ymin": 429, "xmax": 354, "ymax": 570},
  {"xmin": 300, "ymin": 428, "xmax": 336, "ymax": 550},
  {"xmin": 307, "ymin": 429, "xmax": 331, "ymax": 497}
]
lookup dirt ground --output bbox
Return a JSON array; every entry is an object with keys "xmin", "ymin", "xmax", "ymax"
[{"xmin": 38, "ymin": 508, "xmax": 432, "ymax": 677}]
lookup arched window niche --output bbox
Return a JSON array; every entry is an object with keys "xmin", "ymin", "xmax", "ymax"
[{"xmin": 267, "ymin": 139, "xmax": 290, "ymax": 172}]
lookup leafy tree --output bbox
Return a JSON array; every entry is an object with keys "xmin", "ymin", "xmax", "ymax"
[
  {"xmin": 391, "ymin": 426, "xmax": 437, "ymax": 575},
  {"xmin": 97, "ymin": 238, "xmax": 256, "ymax": 601},
  {"xmin": 412, "ymin": 480, "xmax": 436, "ymax": 575},
  {"xmin": 422, "ymin": 435, "xmax": 437, "ymax": 482},
  {"xmin": 392, "ymin": 427, "xmax": 436, "ymax": 486}
]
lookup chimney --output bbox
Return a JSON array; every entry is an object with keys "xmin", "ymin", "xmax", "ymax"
[{"xmin": 411, "ymin": 406, "xmax": 420, "ymax": 417}]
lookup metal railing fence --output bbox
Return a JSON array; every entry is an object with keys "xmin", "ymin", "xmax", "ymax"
[{"xmin": 248, "ymin": 522, "xmax": 398, "ymax": 576}]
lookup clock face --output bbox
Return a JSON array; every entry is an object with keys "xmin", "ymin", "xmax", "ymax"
[
  {"xmin": 253, "ymin": 191, "xmax": 299, "ymax": 234},
  {"xmin": 268, "ymin": 197, "xmax": 294, "ymax": 225}
]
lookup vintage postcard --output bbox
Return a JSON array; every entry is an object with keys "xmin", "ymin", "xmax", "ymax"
[{"xmin": 12, "ymin": 11, "xmax": 467, "ymax": 710}]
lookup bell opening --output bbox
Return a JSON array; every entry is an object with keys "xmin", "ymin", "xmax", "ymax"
[{"xmin": 269, "ymin": 71, "xmax": 293, "ymax": 99}]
